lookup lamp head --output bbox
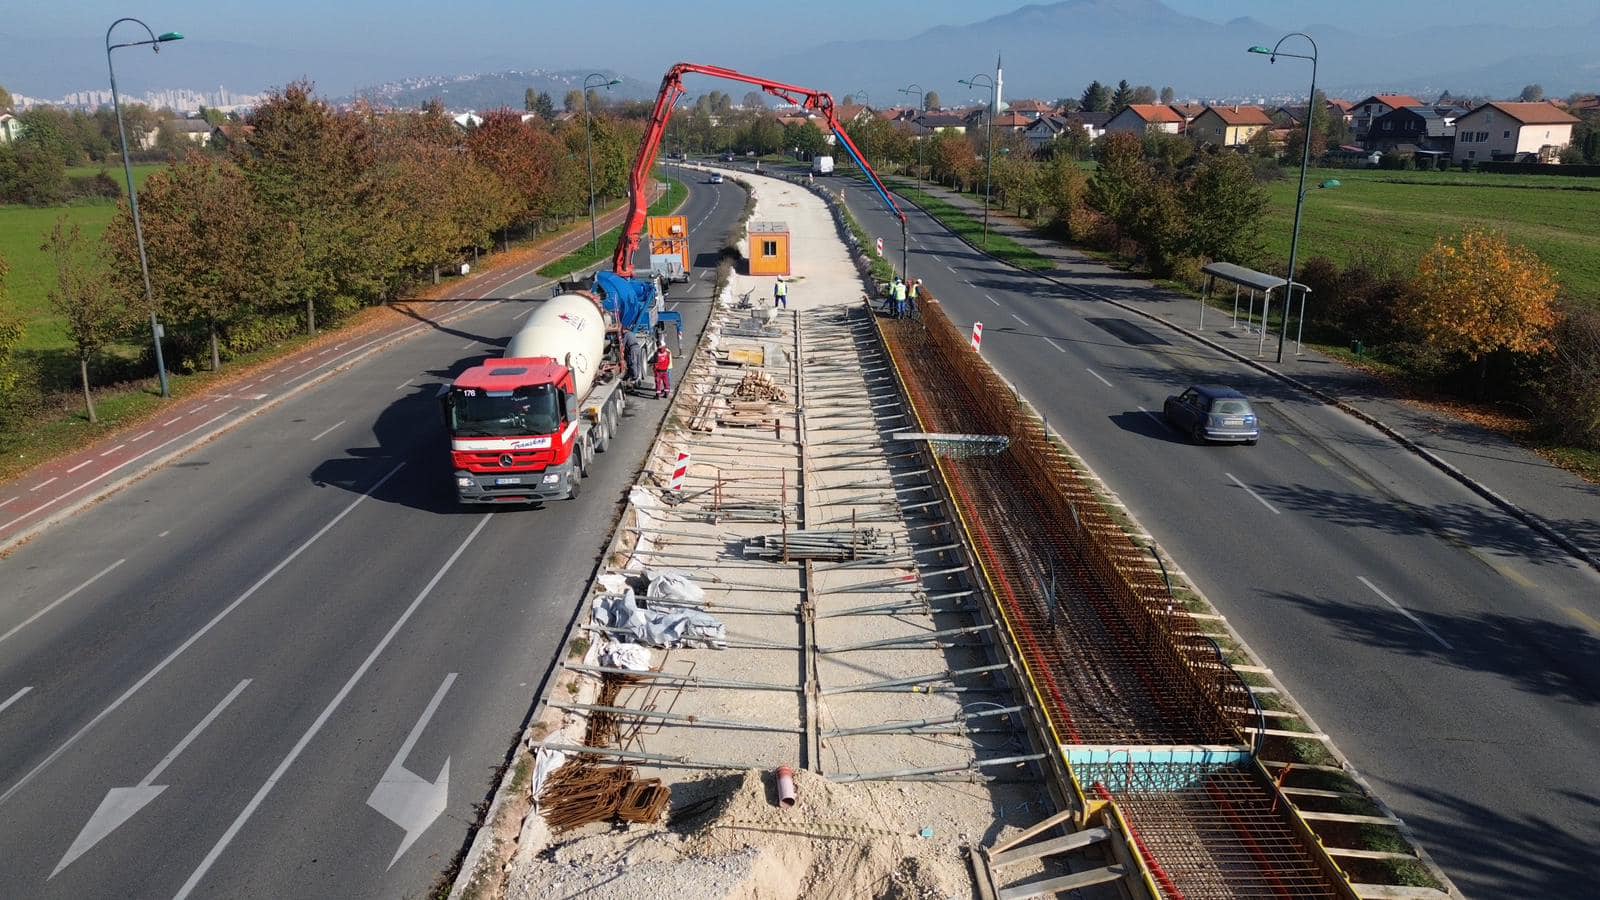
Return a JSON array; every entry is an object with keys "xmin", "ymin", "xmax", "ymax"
[{"xmin": 158, "ymin": 32, "xmax": 183, "ymax": 41}]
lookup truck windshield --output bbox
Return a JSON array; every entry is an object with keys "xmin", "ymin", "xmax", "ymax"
[{"xmin": 450, "ymin": 385, "xmax": 560, "ymax": 436}]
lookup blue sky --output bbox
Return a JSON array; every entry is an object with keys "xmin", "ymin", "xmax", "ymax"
[{"xmin": 16, "ymin": 0, "xmax": 1592, "ymax": 62}]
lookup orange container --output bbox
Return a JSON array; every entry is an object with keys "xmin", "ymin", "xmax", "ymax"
[
  {"xmin": 647, "ymin": 215, "xmax": 691, "ymax": 272},
  {"xmin": 749, "ymin": 220, "xmax": 791, "ymax": 276}
]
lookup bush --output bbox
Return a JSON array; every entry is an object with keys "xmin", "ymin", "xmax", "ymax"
[{"xmin": 1536, "ymin": 305, "xmax": 1600, "ymax": 448}]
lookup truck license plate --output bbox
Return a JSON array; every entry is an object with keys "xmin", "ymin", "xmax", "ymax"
[{"xmin": 495, "ymin": 477, "xmax": 521, "ymax": 485}]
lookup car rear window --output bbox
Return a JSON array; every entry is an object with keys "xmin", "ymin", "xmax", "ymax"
[{"xmin": 1211, "ymin": 399, "xmax": 1252, "ymax": 415}]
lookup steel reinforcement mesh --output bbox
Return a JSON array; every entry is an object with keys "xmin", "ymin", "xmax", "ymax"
[
  {"xmin": 878, "ymin": 298, "xmax": 1347, "ymax": 898},
  {"xmin": 880, "ymin": 302, "xmax": 1247, "ymax": 745}
]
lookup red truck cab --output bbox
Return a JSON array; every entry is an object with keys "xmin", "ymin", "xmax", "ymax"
[{"xmin": 445, "ymin": 358, "xmax": 587, "ymax": 503}]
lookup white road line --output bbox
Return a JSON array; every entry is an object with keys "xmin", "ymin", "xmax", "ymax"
[
  {"xmin": 461, "ymin": 338, "xmax": 479, "ymax": 350},
  {"xmin": 512, "ymin": 304, "xmax": 536, "ymax": 318},
  {"xmin": 946, "ymin": 264, "xmax": 958, "ymax": 275},
  {"xmin": 0, "ymin": 559, "xmax": 127, "ymax": 646},
  {"xmin": 0, "ymin": 687, "xmax": 32, "ymax": 717},
  {"xmin": 132, "ymin": 430, "xmax": 154, "ymax": 442},
  {"xmin": 932, "ymin": 255, "xmax": 944, "ymax": 264},
  {"xmin": 1043, "ymin": 337, "xmax": 1066, "ymax": 353},
  {"xmin": 0, "ymin": 463, "xmax": 406, "ymax": 808},
  {"xmin": 1359, "ymin": 576, "xmax": 1454, "ymax": 650},
  {"xmin": 175, "ymin": 512, "xmax": 493, "ymax": 899},
  {"xmin": 1011, "ymin": 313, "xmax": 1030, "ymax": 327},
  {"xmin": 163, "ymin": 417, "xmax": 182, "ymax": 426},
  {"xmin": 66, "ymin": 460, "xmax": 93, "ymax": 474},
  {"xmin": 984, "ymin": 294, "xmax": 1000, "ymax": 307},
  {"xmin": 394, "ymin": 378, "xmax": 414, "ymax": 391},
  {"xmin": 1137, "ymin": 405, "xmax": 1167, "ymax": 428},
  {"xmin": 1225, "ymin": 472, "xmax": 1281, "ymax": 515},
  {"xmin": 310, "ymin": 420, "xmax": 346, "ymax": 442},
  {"xmin": 29, "ymin": 478, "xmax": 57, "ymax": 492},
  {"xmin": 1086, "ymin": 368, "xmax": 1113, "ymax": 387},
  {"xmin": 0, "ymin": 498, "xmax": 14, "ymax": 509},
  {"xmin": 158, "ymin": 530, "xmax": 170, "ymax": 538},
  {"xmin": 98, "ymin": 444, "xmax": 126, "ymax": 457}
]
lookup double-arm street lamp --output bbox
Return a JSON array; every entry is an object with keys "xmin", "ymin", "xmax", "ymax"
[
  {"xmin": 897, "ymin": 83, "xmax": 925, "ymax": 114},
  {"xmin": 582, "ymin": 72, "xmax": 622, "ymax": 251},
  {"xmin": 107, "ymin": 18, "xmax": 182, "ymax": 399},
  {"xmin": 1249, "ymin": 33, "xmax": 1318, "ymax": 363},
  {"xmin": 957, "ymin": 73, "xmax": 997, "ymax": 244}
]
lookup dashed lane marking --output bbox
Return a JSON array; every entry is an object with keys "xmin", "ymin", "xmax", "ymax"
[
  {"xmin": 0, "ymin": 558, "xmax": 127, "ymax": 646},
  {"xmin": 0, "ymin": 687, "xmax": 31, "ymax": 717},
  {"xmin": 1358, "ymin": 576, "xmax": 1453, "ymax": 650},
  {"xmin": 394, "ymin": 378, "xmax": 414, "ymax": 391},
  {"xmin": 132, "ymin": 430, "xmax": 154, "ymax": 442},
  {"xmin": 310, "ymin": 420, "xmax": 347, "ymax": 443},
  {"xmin": 1086, "ymin": 368, "xmax": 1113, "ymax": 387},
  {"xmin": 66, "ymin": 461, "xmax": 93, "ymax": 474},
  {"xmin": 98, "ymin": 445, "xmax": 126, "ymax": 457},
  {"xmin": 1011, "ymin": 313, "xmax": 1029, "ymax": 327},
  {"xmin": 29, "ymin": 478, "xmax": 58, "ymax": 493},
  {"xmin": 1225, "ymin": 472, "xmax": 1281, "ymax": 515},
  {"xmin": 984, "ymin": 295, "xmax": 999, "ymax": 307},
  {"xmin": 1043, "ymin": 337, "xmax": 1066, "ymax": 353}
]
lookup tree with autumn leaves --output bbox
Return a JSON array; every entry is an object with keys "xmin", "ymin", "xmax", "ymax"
[
  {"xmin": 1405, "ymin": 229, "xmax": 1562, "ymax": 389},
  {"xmin": 45, "ymin": 218, "xmax": 127, "ymax": 422}
]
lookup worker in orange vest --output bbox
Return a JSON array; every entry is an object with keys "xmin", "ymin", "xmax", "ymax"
[{"xmin": 653, "ymin": 342, "xmax": 673, "ymax": 399}]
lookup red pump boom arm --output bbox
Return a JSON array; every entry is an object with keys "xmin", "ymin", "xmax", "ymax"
[{"xmin": 613, "ymin": 62, "xmax": 907, "ymax": 277}]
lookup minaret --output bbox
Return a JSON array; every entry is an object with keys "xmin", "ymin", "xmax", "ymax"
[{"xmin": 994, "ymin": 52, "xmax": 1005, "ymax": 114}]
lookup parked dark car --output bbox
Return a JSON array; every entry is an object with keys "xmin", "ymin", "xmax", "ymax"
[
  {"xmin": 721, "ymin": 152, "xmax": 735, "ymax": 162},
  {"xmin": 1162, "ymin": 385, "xmax": 1259, "ymax": 444}
]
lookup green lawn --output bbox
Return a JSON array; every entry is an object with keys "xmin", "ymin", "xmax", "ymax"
[
  {"xmin": 65, "ymin": 163, "xmax": 166, "ymax": 193},
  {"xmin": 1, "ymin": 203, "xmax": 123, "ymax": 353},
  {"xmin": 886, "ymin": 180, "xmax": 1054, "ymax": 272},
  {"xmin": 1262, "ymin": 167, "xmax": 1600, "ymax": 304}
]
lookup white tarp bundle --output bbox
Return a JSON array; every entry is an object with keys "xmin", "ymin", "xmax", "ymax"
[
  {"xmin": 645, "ymin": 568, "xmax": 707, "ymax": 605},
  {"xmin": 592, "ymin": 589, "xmax": 726, "ymax": 649},
  {"xmin": 599, "ymin": 641, "xmax": 652, "ymax": 671}
]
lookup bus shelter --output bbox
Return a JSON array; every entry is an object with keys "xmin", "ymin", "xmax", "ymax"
[{"xmin": 1198, "ymin": 262, "xmax": 1312, "ymax": 358}]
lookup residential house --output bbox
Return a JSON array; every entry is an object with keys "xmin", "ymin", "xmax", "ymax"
[
  {"xmin": 1569, "ymin": 95, "xmax": 1599, "ymax": 115},
  {"xmin": 917, "ymin": 113, "xmax": 968, "ymax": 134},
  {"xmin": 991, "ymin": 111, "xmax": 1034, "ymax": 133},
  {"xmin": 1168, "ymin": 102, "xmax": 1206, "ymax": 132},
  {"xmin": 1006, "ymin": 99, "xmax": 1055, "ymax": 120},
  {"xmin": 1188, "ymin": 105, "xmax": 1274, "ymax": 147},
  {"xmin": 452, "ymin": 112, "xmax": 484, "ymax": 130},
  {"xmin": 1452, "ymin": 101, "xmax": 1580, "ymax": 163},
  {"xmin": 835, "ymin": 104, "xmax": 873, "ymax": 124},
  {"xmin": 1327, "ymin": 98, "xmax": 1355, "ymax": 126},
  {"xmin": 0, "ymin": 112, "xmax": 22, "ymax": 143},
  {"xmin": 1365, "ymin": 106, "xmax": 1456, "ymax": 154},
  {"xmin": 875, "ymin": 106, "xmax": 917, "ymax": 122},
  {"xmin": 209, "ymin": 124, "xmax": 255, "ymax": 149},
  {"xmin": 1351, "ymin": 94, "xmax": 1423, "ymax": 137},
  {"xmin": 169, "ymin": 118, "xmax": 214, "ymax": 145},
  {"xmin": 1103, "ymin": 104, "xmax": 1183, "ymax": 136}
]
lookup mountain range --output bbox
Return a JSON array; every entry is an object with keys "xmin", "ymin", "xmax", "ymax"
[{"xmin": 6, "ymin": 0, "xmax": 1596, "ymax": 111}]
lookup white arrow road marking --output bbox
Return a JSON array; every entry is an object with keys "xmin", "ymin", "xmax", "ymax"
[
  {"xmin": 174, "ymin": 513, "xmax": 491, "ymax": 899},
  {"xmin": 368, "ymin": 673, "xmax": 457, "ymax": 868},
  {"xmin": 51, "ymin": 680, "xmax": 250, "ymax": 879}
]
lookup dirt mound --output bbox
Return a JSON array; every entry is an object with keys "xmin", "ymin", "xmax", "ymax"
[{"xmin": 509, "ymin": 769, "xmax": 971, "ymax": 900}]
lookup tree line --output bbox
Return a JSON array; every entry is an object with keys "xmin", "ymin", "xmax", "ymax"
[{"xmin": 1, "ymin": 81, "xmax": 646, "ymax": 426}]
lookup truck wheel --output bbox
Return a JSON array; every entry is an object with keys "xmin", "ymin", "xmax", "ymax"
[{"xmin": 567, "ymin": 474, "xmax": 581, "ymax": 499}]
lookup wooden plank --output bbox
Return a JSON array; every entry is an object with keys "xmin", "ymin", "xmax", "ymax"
[
  {"xmin": 1281, "ymin": 786, "xmax": 1366, "ymax": 800},
  {"xmin": 1349, "ymin": 884, "xmax": 1449, "ymax": 899},
  {"xmin": 986, "ymin": 807, "xmax": 1077, "ymax": 855},
  {"xmin": 1244, "ymin": 726, "xmax": 1329, "ymax": 740},
  {"xmin": 989, "ymin": 827, "xmax": 1110, "ymax": 869},
  {"xmin": 1260, "ymin": 759, "xmax": 1345, "ymax": 774},
  {"xmin": 1325, "ymin": 846, "xmax": 1420, "ymax": 861},
  {"xmin": 1298, "ymin": 811, "xmax": 1401, "ymax": 826},
  {"xmin": 998, "ymin": 865, "xmax": 1129, "ymax": 900}
]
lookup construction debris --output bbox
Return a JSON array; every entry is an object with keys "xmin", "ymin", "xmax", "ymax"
[
  {"xmin": 592, "ymin": 590, "xmax": 727, "ymax": 648},
  {"xmin": 733, "ymin": 370, "xmax": 787, "ymax": 403},
  {"xmin": 538, "ymin": 761, "xmax": 671, "ymax": 831}
]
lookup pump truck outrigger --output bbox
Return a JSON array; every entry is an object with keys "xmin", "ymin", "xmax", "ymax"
[{"xmin": 444, "ymin": 61, "xmax": 904, "ymax": 506}]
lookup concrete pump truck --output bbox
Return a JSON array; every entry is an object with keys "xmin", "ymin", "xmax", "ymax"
[{"xmin": 444, "ymin": 62, "xmax": 904, "ymax": 505}]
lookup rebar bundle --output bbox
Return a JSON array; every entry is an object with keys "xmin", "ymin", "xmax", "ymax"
[
  {"xmin": 743, "ymin": 527, "xmax": 884, "ymax": 561},
  {"xmin": 539, "ymin": 762, "xmax": 672, "ymax": 831}
]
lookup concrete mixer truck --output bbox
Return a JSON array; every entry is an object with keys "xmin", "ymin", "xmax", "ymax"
[{"xmin": 443, "ymin": 271, "xmax": 679, "ymax": 504}]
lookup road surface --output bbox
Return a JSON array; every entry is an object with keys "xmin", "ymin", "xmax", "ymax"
[{"xmin": 0, "ymin": 175, "xmax": 746, "ymax": 898}]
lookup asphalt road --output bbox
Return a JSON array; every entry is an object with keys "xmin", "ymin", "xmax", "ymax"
[
  {"xmin": 800, "ymin": 164, "xmax": 1600, "ymax": 898},
  {"xmin": 0, "ymin": 175, "xmax": 745, "ymax": 898}
]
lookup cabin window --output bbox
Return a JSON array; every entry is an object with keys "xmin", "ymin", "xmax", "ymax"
[{"xmin": 762, "ymin": 240, "xmax": 778, "ymax": 257}]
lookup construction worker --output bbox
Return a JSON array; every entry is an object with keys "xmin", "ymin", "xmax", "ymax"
[
  {"xmin": 892, "ymin": 278, "xmax": 908, "ymax": 318},
  {"xmin": 907, "ymin": 279, "xmax": 921, "ymax": 318},
  {"xmin": 774, "ymin": 279, "xmax": 788, "ymax": 309},
  {"xmin": 621, "ymin": 328, "xmax": 639, "ymax": 386},
  {"xmin": 653, "ymin": 342, "xmax": 673, "ymax": 399}
]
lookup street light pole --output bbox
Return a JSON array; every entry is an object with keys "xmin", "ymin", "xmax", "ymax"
[
  {"xmin": 1250, "ymin": 34, "xmax": 1318, "ymax": 364},
  {"xmin": 106, "ymin": 18, "xmax": 182, "ymax": 399},
  {"xmin": 897, "ymin": 83, "xmax": 925, "ymax": 116},
  {"xmin": 959, "ymin": 74, "xmax": 996, "ymax": 245},
  {"xmin": 582, "ymin": 72, "xmax": 621, "ymax": 252}
]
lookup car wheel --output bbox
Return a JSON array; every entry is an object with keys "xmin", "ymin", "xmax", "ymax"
[
  {"xmin": 1245, "ymin": 438, "xmax": 1258, "ymax": 446},
  {"xmin": 1191, "ymin": 425, "xmax": 1206, "ymax": 444}
]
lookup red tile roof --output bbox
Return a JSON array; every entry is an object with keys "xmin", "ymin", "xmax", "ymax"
[
  {"xmin": 994, "ymin": 112, "xmax": 1034, "ymax": 128},
  {"xmin": 1124, "ymin": 104, "xmax": 1183, "ymax": 124},
  {"xmin": 1472, "ymin": 101, "xmax": 1581, "ymax": 125},
  {"xmin": 1327, "ymin": 98, "xmax": 1354, "ymax": 112},
  {"xmin": 1007, "ymin": 99, "xmax": 1054, "ymax": 112},
  {"xmin": 1204, "ymin": 105, "xmax": 1275, "ymax": 126},
  {"xmin": 1358, "ymin": 94, "xmax": 1423, "ymax": 109},
  {"xmin": 1169, "ymin": 102, "xmax": 1206, "ymax": 119}
]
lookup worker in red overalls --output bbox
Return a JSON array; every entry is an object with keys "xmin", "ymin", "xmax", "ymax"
[{"xmin": 653, "ymin": 342, "xmax": 673, "ymax": 399}]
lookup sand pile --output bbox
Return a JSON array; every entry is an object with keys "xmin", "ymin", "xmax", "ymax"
[{"xmin": 509, "ymin": 768, "xmax": 980, "ymax": 900}]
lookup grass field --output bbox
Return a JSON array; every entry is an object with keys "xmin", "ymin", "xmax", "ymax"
[
  {"xmin": 886, "ymin": 180, "xmax": 1054, "ymax": 272},
  {"xmin": 65, "ymin": 162, "xmax": 166, "ymax": 192},
  {"xmin": 1261, "ymin": 167, "xmax": 1600, "ymax": 304}
]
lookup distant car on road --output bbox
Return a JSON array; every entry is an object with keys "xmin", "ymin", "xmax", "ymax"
[
  {"xmin": 709, "ymin": 172, "xmax": 724, "ymax": 184},
  {"xmin": 721, "ymin": 152, "xmax": 735, "ymax": 162},
  {"xmin": 1162, "ymin": 385, "xmax": 1259, "ymax": 444}
]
